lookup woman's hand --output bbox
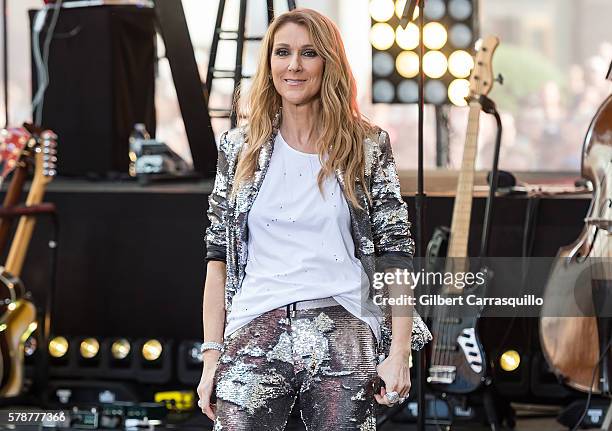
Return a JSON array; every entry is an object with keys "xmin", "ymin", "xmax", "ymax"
[
  {"xmin": 374, "ymin": 350, "xmax": 411, "ymax": 406},
  {"xmin": 197, "ymin": 350, "xmax": 222, "ymax": 421}
]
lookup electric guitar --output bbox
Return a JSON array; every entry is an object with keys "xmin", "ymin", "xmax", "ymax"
[
  {"xmin": 0, "ymin": 127, "xmax": 57, "ymax": 397},
  {"xmin": 0, "ymin": 129, "xmax": 34, "ymax": 320},
  {"xmin": 426, "ymin": 36, "xmax": 500, "ymax": 394}
]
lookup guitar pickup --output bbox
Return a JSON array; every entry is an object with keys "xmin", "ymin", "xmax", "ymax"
[{"xmin": 427, "ymin": 365, "xmax": 456, "ymax": 384}]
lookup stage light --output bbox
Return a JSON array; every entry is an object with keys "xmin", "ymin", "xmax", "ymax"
[
  {"xmin": 397, "ymin": 80, "xmax": 419, "ymax": 103},
  {"xmin": 373, "ymin": 80, "xmax": 395, "ymax": 102},
  {"xmin": 24, "ymin": 335, "xmax": 37, "ymax": 357},
  {"xmin": 500, "ymin": 350, "xmax": 521, "ymax": 372},
  {"xmin": 111, "ymin": 339, "xmax": 131, "ymax": 360},
  {"xmin": 425, "ymin": 81, "xmax": 447, "ymax": 104},
  {"xmin": 395, "ymin": 0, "xmax": 419, "ymax": 20},
  {"xmin": 423, "ymin": 51, "xmax": 447, "ymax": 79},
  {"xmin": 369, "ymin": 0, "xmax": 395, "ymax": 22},
  {"xmin": 423, "ymin": 22, "xmax": 447, "ymax": 50},
  {"xmin": 396, "ymin": 51, "xmax": 420, "ymax": 78},
  {"xmin": 190, "ymin": 343, "xmax": 203, "ymax": 364},
  {"xmin": 449, "ymin": 23, "xmax": 473, "ymax": 48},
  {"xmin": 7, "ymin": 302, "xmax": 16, "ymax": 311},
  {"xmin": 370, "ymin": 23, "xmax": 395, "ymax": 50},
  {"xmin": 448, "ymin": 50, "xmax": 474, "ymax": 78},
  {"xmin": 396, "ymin": 23, "xmax": 420, "ymax": 50},
  {"xmin": 370, "ymin": 0, "xmax": 477, "ymax": 105},
  {"xmin": 424, "ymin": 0, "xmax": 446, "ymax": 20},
  {"xmin": 448, "ymin": 0, "xmax": 472, "ymax": 20},
  {"xmin": 142, "ymin": 339, "xmax": 163, "ymax": 361},
  {"xmin": 448, "ymin": 78, "xmax": 470, "ymax": 106},
  {"xmin": 49, "ymin": 336, "xmax": 69, "ymax": 358},
  {"xmin": 373, "ymin": 52, "xmax": 395, "ymax": 77},
  {"xmin": 80, "ymin": 338, "xmax": 100, "ymax": 359}
]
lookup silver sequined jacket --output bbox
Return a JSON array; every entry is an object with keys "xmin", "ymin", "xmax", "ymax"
[{"xmin": 205, "ymin": 125, "xmax": 432, "ymax": 358}]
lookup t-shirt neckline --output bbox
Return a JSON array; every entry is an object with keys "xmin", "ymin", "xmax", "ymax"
[{"xmin": 277, "ymin": 130, "xmax": 319, "ymax": 157}]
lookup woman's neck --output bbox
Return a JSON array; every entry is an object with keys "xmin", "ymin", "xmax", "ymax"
[{"xmin": 280, "ymin": 101, "xmax": 321, "ymax": 151}]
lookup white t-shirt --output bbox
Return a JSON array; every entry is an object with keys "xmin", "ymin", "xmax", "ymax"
[{"xmin": 224, "ymin": 131, "xmax": 383, "ymax": 342}]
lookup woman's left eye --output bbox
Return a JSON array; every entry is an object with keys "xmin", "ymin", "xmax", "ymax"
[{"xmin": 303, "ymin": 50, "xmax": 318, "ymax": 57}]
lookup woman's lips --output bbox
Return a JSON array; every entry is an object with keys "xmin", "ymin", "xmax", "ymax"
[{"xmin": 284, "ymin": 79, "xmax": 306, "ymax": 86}]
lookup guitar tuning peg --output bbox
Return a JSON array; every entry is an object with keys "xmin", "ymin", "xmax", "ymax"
[{"xmin": 495, "ymin": 74, "xmax": 504, "ymax": 85}]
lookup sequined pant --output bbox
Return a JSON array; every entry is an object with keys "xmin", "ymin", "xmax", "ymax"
[{"xmin": 213, "ymin": 304, "xmax": 381, "ymax": 430}]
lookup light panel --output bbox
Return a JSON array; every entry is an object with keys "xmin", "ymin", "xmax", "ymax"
[
  {"xmin": 448, "ymin": 50, "xmax": 474, "ymax": 78},
  {"xmin": 448, "ymin": 78, "xmax": 470, "ymax": 106},
  {"xmin": 423, "ymin": 22, "xmax": 447, "ymax": 50},
  {"xmin": 369, "ymin": 0, "xmax": 395, "ymax": 22},
  {"xmin": 396, "ymin": 51, "xmax": 420, "ymax": 78},
  {"xmin": 423, "ymin": 51, "xmax": 448, "ymax": 79},
  {"xmin": 396, "ymin": 23, "xmax": 420, "ymax": 50},
  {"xmin": 370, "ymin": 0, "xmax": 477, "ymax": 105},
  {"xmin": 370, "ymin": 23, "xmax": 396, "ymax": 50}
]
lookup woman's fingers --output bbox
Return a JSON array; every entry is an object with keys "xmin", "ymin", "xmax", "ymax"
[
  {"xmin": 374, "ymin": 381, "xmax": 411, "ymax": 405},
  {"xmin": 374, "ymin": 386, "xmax": 389, "ymax": 405},
  {"xmin": 200, "ymin": 385, "xmax": 216, "ymax": 421},
  {"xmin": 197, "ymin": 373, "xmax": 217, "ymax": 421}
]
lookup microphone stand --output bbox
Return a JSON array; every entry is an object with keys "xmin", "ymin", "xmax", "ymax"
[{"xmin": 401, "ymin": 2, "xmax": 427, "ymax": 431}]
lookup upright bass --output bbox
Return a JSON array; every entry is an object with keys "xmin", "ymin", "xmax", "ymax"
[{"xmin": 540, "ymin": 61, "xmax": 612, "ymax": 392}]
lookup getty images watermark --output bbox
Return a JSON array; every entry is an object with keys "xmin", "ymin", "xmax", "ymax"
[{"xmin": 371, "ymin": 268, "xmax": 544, "ymax": 308}]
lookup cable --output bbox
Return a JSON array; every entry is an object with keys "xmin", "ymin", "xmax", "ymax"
[
  {"xmin": 31, "ymin": 0, "xmax": 63, "ymax": 126},
  {"xmin": 570, "ymin": 336, "xmax": 612, "ymax": 431}
]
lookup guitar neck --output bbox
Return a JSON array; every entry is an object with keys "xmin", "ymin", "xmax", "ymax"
[
  {"xmin": 447, "ymin": 101, "xmax": 482, "ymax": 259},
  {"xmin": 5, "ymin": 177, "xmax": 47, "ymax": 277},
  {"xmin": 0, "ymin": 167, "xmax": 28, "ymax": 255}
]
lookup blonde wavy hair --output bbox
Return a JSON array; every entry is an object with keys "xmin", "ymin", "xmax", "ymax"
[{"xmin": 229, "ymin": 8, "xmax": 376, "ymax": 210}]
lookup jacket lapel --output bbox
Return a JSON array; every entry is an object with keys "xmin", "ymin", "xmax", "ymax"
[{"xmin": 233, "ymin": 130, "xmax": 277, "ymax": 265}]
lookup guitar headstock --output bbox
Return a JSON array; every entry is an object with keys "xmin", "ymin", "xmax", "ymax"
[
  {"xmin": 0, "ymin": 128, "xmax": 36, "ymax": 184},
  {"xmin": 33, "ymin": 130, "xmax": 58, "ymax": 186},
  {"xmin": 468, "ymin": 36, "xmax": 500, "ymax": 100}
]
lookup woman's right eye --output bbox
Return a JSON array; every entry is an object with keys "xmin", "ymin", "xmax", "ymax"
[{"xmin": 275, "ymin": 49, "xmax": 289, "ymax": 56}]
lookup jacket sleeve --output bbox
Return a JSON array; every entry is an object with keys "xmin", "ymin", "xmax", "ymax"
[
  {"xmin": 370, "ymin": 129, "xmax": 415, "ymax": 272},
  {"xmin": 205, "ymin": 131, "xmax": 230, "ymax": 263}
]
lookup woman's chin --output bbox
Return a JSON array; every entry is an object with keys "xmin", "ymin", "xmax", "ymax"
[{"xmin": 281, "ymin": 95, "xmax": 318, "ymax": 107}]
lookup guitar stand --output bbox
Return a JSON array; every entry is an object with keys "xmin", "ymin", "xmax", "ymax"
[
  {"xmin": 476, "ymin": 94, "xmax": 517, "ymax": 431},
  {"xmin": 0, "ymin": 203, "xmax": 58, "ymax": 407}
]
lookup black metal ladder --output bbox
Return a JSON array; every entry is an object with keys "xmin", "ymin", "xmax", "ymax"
[{"xmin": 206, "ymin": 0, "xmax": 297, "ymax": 128}]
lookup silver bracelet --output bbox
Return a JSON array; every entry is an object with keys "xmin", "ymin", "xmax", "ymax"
[{"xmin": 200, "ymin": 341, "xmax": 224, "ymax": 354}]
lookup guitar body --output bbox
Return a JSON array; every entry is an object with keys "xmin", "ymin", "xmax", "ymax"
[
  {"xmin": 0, "ymin": 300, "xmax": 37, "ymax": 397},
  {"xmin": 427, "ymin": 226, "xmax": 488, "ymax": 394},
  {"xmin": 0, "ymin": 268, "xmax": 26, "ymax": 321}
]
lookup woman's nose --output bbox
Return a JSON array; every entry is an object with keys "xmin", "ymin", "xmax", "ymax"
[{"xmin": 288, "ymin": 54, "xmax": 302, "ymax": 72}]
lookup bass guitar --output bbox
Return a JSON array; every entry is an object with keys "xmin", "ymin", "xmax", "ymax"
[{"xmin": 426, "ymin": 36, "xmax": 500, "ymax": 394}]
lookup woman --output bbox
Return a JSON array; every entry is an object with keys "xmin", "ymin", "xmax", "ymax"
[{"xmin": 198, "ymin": 8, "xmax": 431, "ymax": 430}]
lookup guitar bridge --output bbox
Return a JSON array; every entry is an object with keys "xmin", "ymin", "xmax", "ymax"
[{"xmin": 427, "ymin": 365, "xmax": 456, "ymax": 384}]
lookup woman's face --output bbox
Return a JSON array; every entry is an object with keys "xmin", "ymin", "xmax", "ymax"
[{"xmin": 270, "ymin": 22, "xmax": 325, "ymax": 107}]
